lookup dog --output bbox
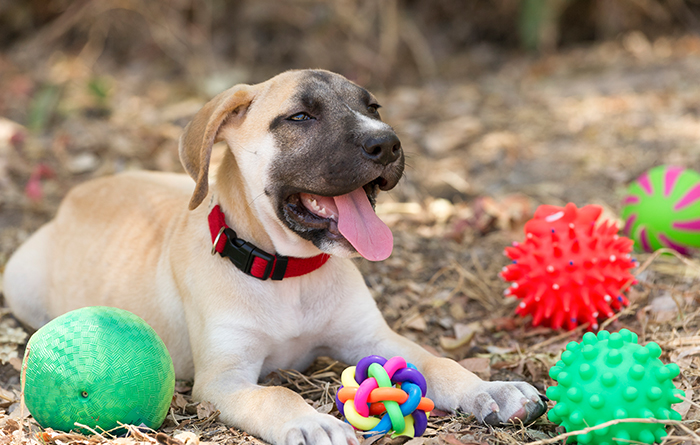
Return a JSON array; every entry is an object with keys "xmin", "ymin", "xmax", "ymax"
[{"xmin": 3, "ymin": 69, "xmax": 546, "ymax": 445}]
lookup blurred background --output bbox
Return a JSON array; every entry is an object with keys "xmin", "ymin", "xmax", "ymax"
[
  {"xmin": 3, "ymin": 0, "xmax": 700, "ymax": 88},
  {"xmin": 2, "ymin": 0, "xmax": 700, "ymax": 291},
  {"xmin": 0, "ymin": 2, "xmax": 700, "ymax": 439},
  {"xmin": 2, "ymin": 0, "xmax": 700, "ymax": 245}
]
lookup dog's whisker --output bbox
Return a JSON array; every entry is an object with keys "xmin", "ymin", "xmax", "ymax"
[
  {"xmin": 246, "ymin": 191, "xmax": 267, "ymax": 209},
  {"xmin": 226, "ymin": 139, "xmax": 257, "ymax": 155}
]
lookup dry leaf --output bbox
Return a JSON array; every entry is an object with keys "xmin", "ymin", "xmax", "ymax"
[
  {"xmin": 675, "ymin": 383, "xmax": 694, "ymax": 418},
  {"xmin": 171, "ymin": 393, "xmax": 188, "ymax": 411},
  {"xmin": 8, "ymin": 358, "xmax": 21, "ymax": 372},
  {"xmin": 403, "ymin": 437, "xmax": 428, "ymax": 445},
  {"xmin": 315, "ymin": 402, "xmax": 334, "ymax": 415},
  {"xmin": 649, "ymin": 293, "xmax": 679, "ymax": 323},
  {"xmin": 441, "ymin": 433, "xmax": 465, "ymax": 445},
  {"xmin": 439, "ymin": 333, "xmax": 474, "ymax": 351},
  {"xmin": 174, "ymin": 432, "xmax": 200, "ymax": 445},
  {"xmin": 458, "ymin": 357, "xmax": 491, "ymax": 380},
  {"xmin": 453, "ymin": 322, "xmax": 481, "ymax": 339},
  {"xmin": 196, "ymin": 401, "xmax": 218, "ymax": 420},
  {"xmin": 156, "ymin": 432, "xmax": 184, "ymax": 445},
  {"xmin": 406, "ymin": 315, "xmax": 428, "ymax": 332},
  {"xmin": 0, "ymin": 389, "xmax": 15, "ymax": 404},
  {"xmin": 359, "ymin": 433, "xmax": 384, "ymax": 445},
  {"xmin": 0, "ymin": 346, "xmax": 18, "ymax": 366}
]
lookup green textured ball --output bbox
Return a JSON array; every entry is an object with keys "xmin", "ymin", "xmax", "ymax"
[
  {"xmin": 22, "ymin": 306, "xmax": 175, "ymax": 434},
  {"xmin": 547, "ymin": 329, "xmax": 684, "ymax": 445}
]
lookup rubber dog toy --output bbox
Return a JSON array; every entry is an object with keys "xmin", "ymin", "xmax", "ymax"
[
  {"xmin": 501, "ymin": 203, "xmax": 636, "ymax": 330},
  {"xmin": 547, "ymin": 329, "xmax": 684, "ymax": 445},
  {"xmin": 22, "ymin": 306, "xmax": 175, "ymax": 434},
  {"xmin": 335, "ymin": 355, "xmax": 434, "ymax": 437},
  {"xmin": 621, "ymin": 165, "xmax": 700, "ymax": 255}
]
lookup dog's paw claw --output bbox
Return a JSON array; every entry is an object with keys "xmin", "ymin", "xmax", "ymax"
[
  {"xmin": 483, "ymin": 411, "xmax": 501, "ymax": 426},
  {"xmin": 280, "ymin": 414, "xmax": 358, "ymax": 445},
  {"xmin": 465, "ymin": 381, "xmax": 547, "ymax": 426}
]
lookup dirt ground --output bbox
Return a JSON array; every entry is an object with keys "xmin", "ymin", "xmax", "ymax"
[{"xmin": 1, "ymin": 31, "xmax": 700, "ymax": 445}]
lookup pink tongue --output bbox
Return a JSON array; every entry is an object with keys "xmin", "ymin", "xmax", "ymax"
[{"xmin": 333, "ymin": 188, "xmax": 393, "ymax": 261}]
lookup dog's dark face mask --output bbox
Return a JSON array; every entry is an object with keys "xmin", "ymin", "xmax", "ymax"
[{"xmin": 265, "ymin": 70, "xmax": 404, "ymax": 261}]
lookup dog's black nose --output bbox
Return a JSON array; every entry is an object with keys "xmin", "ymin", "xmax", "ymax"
[{"xmin": 362, "ymin": 133, "xmax": 402, "ymax": 165}]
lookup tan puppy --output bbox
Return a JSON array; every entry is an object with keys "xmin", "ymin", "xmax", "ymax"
[{"xmin": 3, "ymin": 70, "xmax": 545, "ymax": 445}]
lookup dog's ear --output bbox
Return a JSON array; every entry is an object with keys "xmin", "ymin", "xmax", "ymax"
[{"xmin": 179, "ymin": 84, "xmax": 257, "ymax": 210}]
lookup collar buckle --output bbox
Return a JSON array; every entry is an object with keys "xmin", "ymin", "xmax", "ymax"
[{"xmin": 220, "ymin": 228, "xmax": 276, "ymax": 280}]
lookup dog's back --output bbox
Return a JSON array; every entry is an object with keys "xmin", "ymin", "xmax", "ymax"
[{"xmin": 3, "ymin": 170, "xmax": 194, "ymax": 347}]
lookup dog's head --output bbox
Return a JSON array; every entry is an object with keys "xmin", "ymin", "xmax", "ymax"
[{"xmin": 179, "ymin": 69, "xmax": 404, "ymax": 261}]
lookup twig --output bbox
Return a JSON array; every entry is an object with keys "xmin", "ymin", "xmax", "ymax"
[
  {"xmin": 18, "ymin": 345, "xmax": 30, "ymax": 443},
  {"xmin": 122, "ymin": 423, "xmax": 157, "ymax": 442},
  {"xmin": 310, "ymin": 360, "xmax": 340, "ymax": 377},
  {"xmin": 526, "ymin": 418, "xmax": 686, "ymax": 445},
  {"xmin": 527, "ymin": 323, "xmax": 589, "ymax": 352},
  {"xmin": 613, "ymin": 248, "xmax": 699, "ymax": 300},
  {"xmin": 677, "ymin": 422, "xmax": 700, "ymax": 442},
  {"xmin": 456, "ymin": 262, "xmax": 494, "ymax": 305},
  {"xmin": 599, "ymin": 303, "xmax": 638, "ymax": 331},
  {"xmin": 661, "ymin": 336, "xmax": 700, "ymax": 347},
  {"xmin": 678, "ymin": 394, "xmax": 700, "ymax": 411},
  {"xmin": 169, "ymin": 406, "xmax": 180, "ymax": 426},
  {"xmin": 74, "ymin": 422, "xmax": 108, "ymax": 441},
  {"xmin": 634, "ymin": 248, "xmax": 700, "ymax": 279},
  {"xmin": 470, "ymin": 250, "xmax": 494, "ymax": 291}
]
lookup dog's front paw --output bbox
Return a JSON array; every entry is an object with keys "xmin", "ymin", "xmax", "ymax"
[
  {"xmin": 279, "ymin": 413, "xmax": 359, "ymax": 445},
  {"xmin": 462, "ymin": 381, "xmax": 548, "ymax": 426}
]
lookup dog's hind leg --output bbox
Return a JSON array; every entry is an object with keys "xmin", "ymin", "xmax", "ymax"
[{"xmin": 3, "ymin": 222, "xmax": 55, "ymax": 329}]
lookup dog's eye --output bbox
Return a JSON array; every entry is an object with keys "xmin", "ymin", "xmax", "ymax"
[
  {"xmin": 288, "ymin": 112, "xmax": 314, "ymax": 121},
  {"xmin": 367, "ymin": 104, "xmax": 381, "ymax": 114}
]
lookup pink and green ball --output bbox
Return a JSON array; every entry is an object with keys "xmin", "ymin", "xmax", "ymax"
[{"xmin": 621, "ymin": 166, "xmax": 700, "ymax": 255}]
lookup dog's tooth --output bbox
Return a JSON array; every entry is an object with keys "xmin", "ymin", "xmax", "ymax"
[
  {"xmin": 301, "ymin": 193, "xmax": 339, "ymax": 220},
  {"xmin": 304, "ymin": 195, "xmax": 319, "ymax": 209}
]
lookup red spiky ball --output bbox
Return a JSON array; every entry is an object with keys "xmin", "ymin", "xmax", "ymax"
[{"xmin": 500, "ymin": 203, "xmax": 637, "ymax": 330}]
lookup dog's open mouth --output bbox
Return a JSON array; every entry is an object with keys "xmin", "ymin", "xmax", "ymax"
[{"xmin": 283, "ymin": 179, "xmax": 393, "ymax": 261}]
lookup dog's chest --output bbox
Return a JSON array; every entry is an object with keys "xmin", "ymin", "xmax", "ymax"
[
  {"xmin": 258, "ymin": 311, "xmax": 331, "ymax": 376},
  {"xmin": 260, "ymin": 338, "xmax": 324, "ymax": 376},
  {"xmin": 256, "ymin": 281, "xmax": 339, "ymax": 373}
]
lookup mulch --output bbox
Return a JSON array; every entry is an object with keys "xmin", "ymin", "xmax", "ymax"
[{"xmin": 1, "ymin": 30, "xmax": 700, "ymax": 445}]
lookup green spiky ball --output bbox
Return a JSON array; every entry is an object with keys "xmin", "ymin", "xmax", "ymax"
[
  {"xmin": 547, "ymin": 329, "xmax": 684, "ymax": 445},
  {"xmin": 22, "ymin": 307, "xmax": 175, "ymax": 434}
]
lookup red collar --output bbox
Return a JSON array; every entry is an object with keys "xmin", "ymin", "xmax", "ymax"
[{"xmin": 208, "ymin": 205, "xmax": 330, "ymax": 280}]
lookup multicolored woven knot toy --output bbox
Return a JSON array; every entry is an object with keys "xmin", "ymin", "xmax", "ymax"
[{"xmin": 335, "ymin": 355, "xmax": 435, "ymax": 437}]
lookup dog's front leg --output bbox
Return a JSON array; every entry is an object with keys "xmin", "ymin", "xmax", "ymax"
[
  {"xmin": 192, "ymin": 370, "xmax": 357, "ymax": 445},
  {"xmin": 187, "ymin": 321, "xmax": 359, "ymax": 445},
  {"xmin": 332, "ymin": 307, "xmax": 547, "ymax": 426}
]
